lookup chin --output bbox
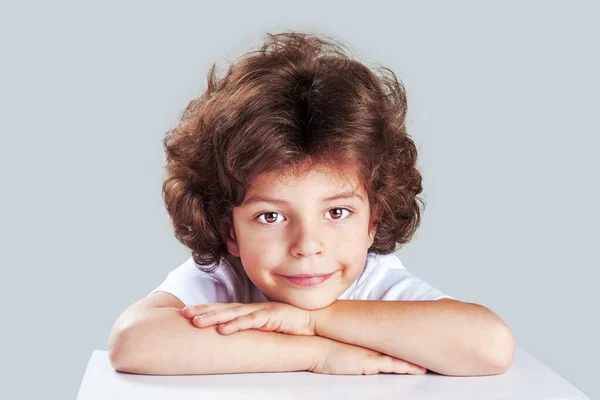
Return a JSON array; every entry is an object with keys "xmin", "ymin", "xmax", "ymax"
[{"xmin": 282, "ymin": 295, "xmax": 337, "ymax": 311}]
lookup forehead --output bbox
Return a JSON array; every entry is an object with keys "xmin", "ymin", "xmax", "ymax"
[{"xmin": 248, "ymin": 162, "xmax": 363, "ymax": 192}]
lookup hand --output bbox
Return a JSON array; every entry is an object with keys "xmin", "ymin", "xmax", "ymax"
[
  {"xmin": 309, "ymin": 338, "xmax": 428, "ymax": 375},
  {"xmin": 181, "ymin": 301, "xmax": 315, "ymax": 336}
]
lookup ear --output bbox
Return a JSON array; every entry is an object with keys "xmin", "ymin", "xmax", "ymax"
[
  {"xmin": 368, "ymin": 221, "xmax": 378, "ymax": 247},
  {"xmin": 367, "ymin": 205, "xmax": 380, "ymax": 248},
  {"xmin": 221, "ymin": 218, "xmax": 240, "ymax": 257}
]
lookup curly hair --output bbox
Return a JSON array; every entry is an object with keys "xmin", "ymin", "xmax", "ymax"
[{"xmin": 162, "ymin": 30, "xmax": 426, "ymax": 271}]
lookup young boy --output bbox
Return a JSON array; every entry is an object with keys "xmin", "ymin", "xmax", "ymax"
[{"xmin": 108, "ymin": 31, "xmax": 515, "ymax": 377}]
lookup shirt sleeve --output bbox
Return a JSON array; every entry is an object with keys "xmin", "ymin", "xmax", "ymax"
[
  {"xmin": 356, "ymin": 253, "xmax": 454, "ymax": 301},
  {"xmin": 368, "ymin": 267, "xmax": 454, "ymax": 301},
  {"xmin": 148, "ymin": 257, "xmax": 229, "ymax": 307}
]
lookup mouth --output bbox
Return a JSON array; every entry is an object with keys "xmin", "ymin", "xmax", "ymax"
[{"xmin": 279, "ymin": 271, "xmax": 337, "ymax": 287}]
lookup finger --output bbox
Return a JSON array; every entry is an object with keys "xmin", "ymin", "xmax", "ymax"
[
  {"xmin": 182, "ymin": 302, "xmax": 241, "ymax": 318},
  {"xmin": 379, "ymin": 356, "xmax": 427, "ymax": 375},
  {"xmin": 192, "ymin": 305, "xmax": 262, "ymax": 328},
  {"xmin": 217, "ymin": 312, "xmax": 269, "ymax": 335}
]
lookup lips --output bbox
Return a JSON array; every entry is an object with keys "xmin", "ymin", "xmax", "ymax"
[{"xmin": 279, "ymin": 271, "xmax": 336, "ymax": 287}]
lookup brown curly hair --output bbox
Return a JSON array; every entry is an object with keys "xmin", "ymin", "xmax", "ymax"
[{"xmin": 162, "ymin": 30, "xmax": 426, "ymax": 271}]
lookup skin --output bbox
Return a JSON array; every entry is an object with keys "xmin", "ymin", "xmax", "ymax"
[{"xmin": 223, "ymin": 160, "xmax": 377, "ymax": 310}]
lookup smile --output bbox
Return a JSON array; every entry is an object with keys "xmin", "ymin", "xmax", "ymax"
[{"xmin": 279, "ymin": 271, "xmax": 336, "ymax": 287}]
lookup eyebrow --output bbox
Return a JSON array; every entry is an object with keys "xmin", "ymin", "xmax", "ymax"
[{"xmin": 242, "ymin": 190, "xmax": 364, "ymax": 206}]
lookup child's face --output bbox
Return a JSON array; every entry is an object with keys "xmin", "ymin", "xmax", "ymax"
[{"xmin": 224, "ymin": 162, "xmax": 377, "ymax": 310}]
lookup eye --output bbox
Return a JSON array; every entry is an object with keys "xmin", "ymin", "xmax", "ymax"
[
  {"xmin": 255, "ymin": 208, "xmax": 354, "ymax": 225},
  {"xmin": 256, "ymin": 211, "xmax": 284, "ymax": 224},
  {"xmin": 326, "ymin": 208, "xmax": 353, "ymax": 220}
]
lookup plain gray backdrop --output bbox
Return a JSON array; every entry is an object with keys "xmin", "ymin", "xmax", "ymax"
[{"xmin": 1, "ymin": 1, "xmax": 597, "ymax": 399}]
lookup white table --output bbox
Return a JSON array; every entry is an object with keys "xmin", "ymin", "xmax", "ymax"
[{"xmin": 77, "ymin": 346, "xmax": 589, "ymax": 399}]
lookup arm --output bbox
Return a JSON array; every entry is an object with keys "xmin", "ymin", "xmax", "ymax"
[
  {"xmin": 108, "ymin": 292, "xmax": 323, "ymax": 375},
  {"xmin": 311, "ymin": 299, "xmax": 515, "ymax": 376}
]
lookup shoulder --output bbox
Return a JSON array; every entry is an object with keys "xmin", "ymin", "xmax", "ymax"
[
  {"xmin": 342, "ymin": 252, "xmax": 453, "ymax": 301},
  {"xmin": 147, "ymin": 255, "xmax": 244, "ymax": 306}
]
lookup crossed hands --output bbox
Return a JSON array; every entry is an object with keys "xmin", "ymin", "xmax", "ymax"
[{"xmin": 181, "ymin": 301, "xmax": 427, "ymax": 375}]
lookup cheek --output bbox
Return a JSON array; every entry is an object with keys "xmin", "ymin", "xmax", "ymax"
[
  {"xmin": 339, "ymin": 254, "xmax": 368, "ymax": 284},
  {"xmin": 330, "ymin": 220, "xmax": 373, "ymax": 252},
  {"xmin": 240, "ymin": 229, "xmax": 280, "ymax": 258},
  {"xmin": 237, "ymin": 233, "xmax": 280, "ymax": 276}
]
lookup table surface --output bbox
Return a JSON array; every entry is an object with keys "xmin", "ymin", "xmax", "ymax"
[{"xmin": 77, "ymin": 346, "xmax": 589, "ymax": 400}]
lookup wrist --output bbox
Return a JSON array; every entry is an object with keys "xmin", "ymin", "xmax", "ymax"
[
  {"xmin": 302, "ymin": 334, "xmax": 332, "ymax": 371},
  {"xmin": 310, "ymin": 303, "xmax": 333, "ymax": 337}
]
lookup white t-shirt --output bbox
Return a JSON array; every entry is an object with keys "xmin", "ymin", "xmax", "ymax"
[
  {"xmin": 149, "ymin": 252, "xmax": 454, "ymax": 306},
  {"xmin": 149, "ymin": 252, "xmax": 453, "ymax": 306}
]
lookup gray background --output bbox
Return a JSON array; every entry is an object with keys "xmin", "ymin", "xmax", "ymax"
[{"xmin": 1, "ymin": 1, "xmax": 597, "ymax": 399}]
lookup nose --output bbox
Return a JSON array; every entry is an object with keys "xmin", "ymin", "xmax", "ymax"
[{"xmin": 289, "ymin": 220, "xmax": 325, "ymax": 258}]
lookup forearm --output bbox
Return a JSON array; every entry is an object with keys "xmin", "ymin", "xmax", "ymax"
[
  {"xmin": 109, "ymin": 307, "xmax": 323, "ymax": 375},
  {"xmin": 312, "ymin": 300, "xmax": 515, "ymax": 376}
]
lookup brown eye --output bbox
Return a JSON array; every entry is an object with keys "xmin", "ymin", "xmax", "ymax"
[
  {"xmin": 328, "ymin": 208, "xmax": 352, "ymax": 220},
  {"xmin": 258, "ymin": 212, "xmax": 281, "ymax": 224},
  {"xmin": 329, "ymin": 208, "xmax": 343, "ymax": 219},
  {"xmin": 264, "ymin": 212, "xmax": 278, "ymax": 223}
]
